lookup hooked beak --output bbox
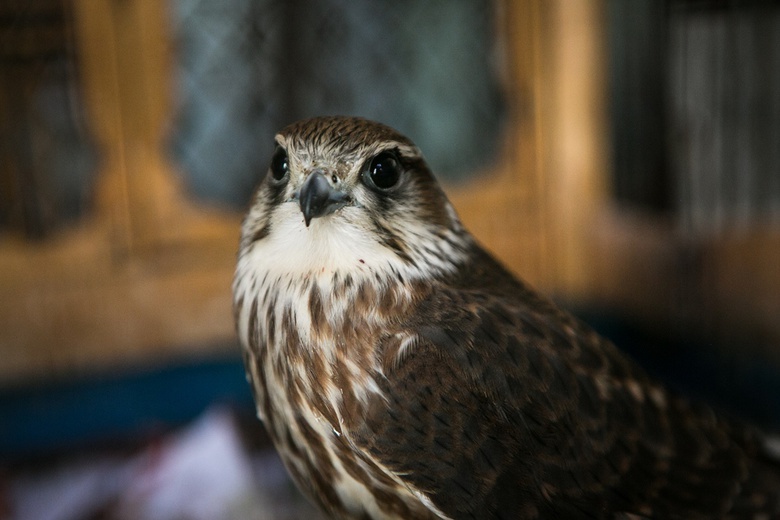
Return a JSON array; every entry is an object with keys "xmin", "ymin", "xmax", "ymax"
[{"xmin": 297, "ymin": 170, "xmax": 350, "ymax": 227}]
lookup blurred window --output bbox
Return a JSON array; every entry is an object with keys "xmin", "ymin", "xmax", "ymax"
[{"xmin": 168, "ymin": 0, "xmax": 506, "ymax": 208}]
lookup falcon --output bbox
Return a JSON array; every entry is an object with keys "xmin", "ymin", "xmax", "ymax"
[{"xmin": 233, "ymin": 116, "xmax": 780, "ymax": 519}]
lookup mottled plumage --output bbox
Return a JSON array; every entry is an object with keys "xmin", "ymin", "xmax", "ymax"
[{"xmin": 233, "ymin": 116, "xmax": 780, "ymax": 519}]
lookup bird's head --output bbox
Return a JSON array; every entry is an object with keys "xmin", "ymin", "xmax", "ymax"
[{"xmin": 238, "ymin": 116, "xmax": 470, "ymax": 281}]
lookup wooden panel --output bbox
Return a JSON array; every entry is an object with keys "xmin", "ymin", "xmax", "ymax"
[
  {"xmin": 0, "ymin": 247, "xmax": 236, "ymax": 383},
  {"xmin": 453, "ymin": 0, "xmax": 612, "ymax": 303},
  {"xmin": 451, "ymin": 0, "xmax": 551, "ymax": 290}
]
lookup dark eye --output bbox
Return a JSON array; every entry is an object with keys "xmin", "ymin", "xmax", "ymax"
[
  {"xmin": 270, "ymin": 146, "xmax": 289, "ymax": 181},
  {"xmin": 363, "ymin": 151, "xmax": 402, "ymax": 191}
]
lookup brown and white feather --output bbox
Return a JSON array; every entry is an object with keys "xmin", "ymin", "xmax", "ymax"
[{"xmin": 233, "ymin": 116, "xmax": 780, "ymax": 519}]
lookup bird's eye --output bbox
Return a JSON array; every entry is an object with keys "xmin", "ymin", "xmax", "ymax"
[
  {"xmin": 270, "ymin": 146, "xmax": 289, "ymax": 181},
  {"xmin": 363, "ymin": 151, "xmax": 402, "ymax": 191}
]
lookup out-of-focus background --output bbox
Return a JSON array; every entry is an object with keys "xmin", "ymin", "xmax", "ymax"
[{"xmin": 1, "ymin": 0, "xmax": 779, "ymax": 518}]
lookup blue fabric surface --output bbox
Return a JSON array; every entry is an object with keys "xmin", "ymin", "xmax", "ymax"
[{"xmin": 0, "ymin": 356, "xmax": 254, "ymax": 461}]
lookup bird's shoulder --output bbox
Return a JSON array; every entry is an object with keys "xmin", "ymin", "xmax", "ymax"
[
  {"xmin": 387, "ymin": 244, "xmax": 634, "ymax": 418},
  {"xmin": 353, "ymin": 244, "xmax": 777, "ymax": 518}
]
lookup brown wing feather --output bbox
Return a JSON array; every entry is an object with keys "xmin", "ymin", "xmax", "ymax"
[{"xmin": 354, "ymin": 244, "xmax": 780, "ymax": 519}]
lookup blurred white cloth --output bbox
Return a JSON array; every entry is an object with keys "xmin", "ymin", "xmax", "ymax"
[
  {"xmin": 115, "ymin": 407, "xmax": 262, "ymax": 520},
  {"xmin": 6, "ymin": 407, "xmax": 323, "ymax": 520}
]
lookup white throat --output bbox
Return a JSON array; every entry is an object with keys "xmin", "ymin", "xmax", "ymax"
[{"xmin": 237, "ymin": 201, "xmax": 469, "ymax": 285}]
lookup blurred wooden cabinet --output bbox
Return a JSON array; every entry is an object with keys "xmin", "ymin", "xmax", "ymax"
[{"xmin": 1, "ymin": 0, "xmax": 777, "ymax": 386}]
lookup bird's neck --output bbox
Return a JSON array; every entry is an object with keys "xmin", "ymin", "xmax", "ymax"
[
  {"xmin": 234, "ymin": 212, "xmax": 474, "ymax": 430},
  {"xmin": 235, "ymin": 248, "xmax": 429, "ymax": 422}
]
